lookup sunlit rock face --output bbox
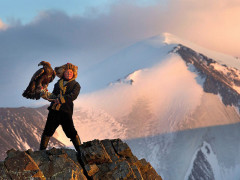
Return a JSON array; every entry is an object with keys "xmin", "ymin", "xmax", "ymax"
[{"xmin": 0, "ymin": 139, "xmax": 162, "ymax": 180}]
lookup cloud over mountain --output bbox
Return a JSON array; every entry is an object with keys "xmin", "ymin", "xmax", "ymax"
[{"xmin": 1, "ymin": 0, "xmax": 239, "ymax": 107}]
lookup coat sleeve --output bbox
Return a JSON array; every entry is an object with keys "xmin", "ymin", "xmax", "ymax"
[{"xmin": 60, "ymin": 82, "xmax": 81, "ymax": 103}]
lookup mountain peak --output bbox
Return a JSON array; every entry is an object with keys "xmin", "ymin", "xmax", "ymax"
[{"xmin": 160, "ymin": 32, "xmax": 240, "ymax": 69}]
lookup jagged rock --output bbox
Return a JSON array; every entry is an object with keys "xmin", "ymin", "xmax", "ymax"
[
  {"xmin": 85, "ymin": 164, "xmax": 99, "ymax": 176},
  {"xmin": 27, "ymin": 148, "xmax": 87, "ymax": 180},
  {"xmin": 0, "ymin": 161, "xmax": 11, "ymax": 179},
  {"xmin": 112, "ymin": 139, "xmax": 133, "ymax": 158},
  {"xmin": 0, "ymin": 139, "xmax": 162, "ymax": 180},
  {"xmin": 81, "ymin": 139, "xmax": 112, "ymax": 165},
  {"xmin": 135, "ymin": 159, "xmax": 161, "ymax": 179},
  {"xmin": 4, "ymin": 149, "xmax": 45, "ymax": 180}
]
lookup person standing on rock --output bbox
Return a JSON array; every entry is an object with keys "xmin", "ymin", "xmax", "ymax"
[{"xmin": 39, "ymin": 63, "xmax": 82, "ymax": 154}]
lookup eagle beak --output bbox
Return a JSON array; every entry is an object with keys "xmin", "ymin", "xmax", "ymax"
[{"xmin": 38, "ymin": 62, "xmax": 42, "ymax": 66}]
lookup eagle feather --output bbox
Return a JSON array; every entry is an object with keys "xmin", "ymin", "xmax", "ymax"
[{"xmin": 22, "ymin": 61, "xmax": 56, "ymax": 100}]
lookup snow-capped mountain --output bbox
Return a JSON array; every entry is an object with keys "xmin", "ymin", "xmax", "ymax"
[
  {"xmin": 55, "ymin": 106, "xmax": 127, "ymax": 145},
  {"xmin": 0, "ymin": 106, "xmax": 64, "ymax": 160},
  {"xmin": 74, "ymin": 33, "xmax": 240, "ymax": 135},
  {"xmin": 185, "ymin": 141, "xmax": 220, "ymax": 180},
  {"xmin": 72, "ymin": 33, "xmax": 240, "ymax": 179},
  {"xmin": 1, "ymin": 32, "xmax": 240, "ymax": 179},
  {"xmin": 126, "ymin": 122, "xmax": 240, "ymax": 180},
  {"xmin": 175, "ymin": 44, "xmax": 240, "ymax": 109},
  {"xmin": 0, "ymin": 105, "xmax": 126, "ymax": 161}
]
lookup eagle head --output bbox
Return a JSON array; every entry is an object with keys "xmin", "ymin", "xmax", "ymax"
[{"xmin": 38, "ymin": 61, "xmax": 51, "ymax": 67}]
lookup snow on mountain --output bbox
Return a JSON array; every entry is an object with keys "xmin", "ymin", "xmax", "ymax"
[
  {"xmin": 0, "ymin": 106, "xmax": 64, "ymax": 160},
  {"xmin": 78, "ymin": 34, "xmax": 176, "ymax": 93},
  {"xmin": 163, "ymin": 32, "xmax": 240, "ymax": 69},
  {"xmin": 73, "ymin": 33, "xmax": 240, "ymax": 134},
  {"xmin": 55, "ymin": 106, "xmax": 127, "ymax": 146},
  {"xmin": 184, "ymin": 141, "xmax": 221, "ymax": 180},
  {"xmin": 2, "ymin": 32, "xmax": 240, "ymax": 179},
  {"xmin": 63, "ymin": 33, "xmax": 240, "ymax": 179},
  {"xmin": 169, "ymin": 41, "xmax": 240, "ymax": 121},
  {"xmin": 126, "ymin": 122, "xmax": 240, "ymax": 180}
]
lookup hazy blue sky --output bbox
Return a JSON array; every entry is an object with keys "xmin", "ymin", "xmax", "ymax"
[
  {"xmin": 0, "ymin": 0, "xmax": 159, "ymax": 24},
  {"xmin": 0, "ymin": 0, "xmax": 239, "ymax": 107}
]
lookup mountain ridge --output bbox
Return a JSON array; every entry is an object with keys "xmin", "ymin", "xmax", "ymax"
[
  {"xmin": 1, "ymin": 33, "xmax": 240, "ymax": 179},
  {"xmin": 0, "ymin": 106, "xmax": 64, "ymax": 161},
  {"xmin": 175, "ymin": 44, "xmax": 240, "ymax": 109}
]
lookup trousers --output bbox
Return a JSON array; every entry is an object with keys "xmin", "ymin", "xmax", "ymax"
[{"xmin": 42, "ymin": 110, "xmax": 78, "ymax": 139}]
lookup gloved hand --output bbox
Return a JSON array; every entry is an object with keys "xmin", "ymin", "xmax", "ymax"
[{"xmin": 40, "ymin": 88, "xmax": 48, "ymax": 98}]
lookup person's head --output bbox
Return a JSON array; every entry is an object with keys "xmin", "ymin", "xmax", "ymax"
[
  {"xmin": 55, "ymin": 63, "xmax": 78, "ymax": 80},
  {"xmin": 64, "ymin": 69, "xmax": 74, "ymax": 80}
]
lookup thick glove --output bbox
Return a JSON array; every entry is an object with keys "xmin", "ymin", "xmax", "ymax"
[{"xmin": 40, "ymin": 88, "xmax": 56, "ymax": 101}]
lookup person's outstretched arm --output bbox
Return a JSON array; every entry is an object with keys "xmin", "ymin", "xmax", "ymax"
[{"xmin": 40, "ymin": 83, "xmax": 58, "ymax": 101}]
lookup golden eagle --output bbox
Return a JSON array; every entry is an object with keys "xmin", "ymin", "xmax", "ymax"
[{"xmin": 22, "ymin": 61, "xmax": 56, "ymax": 100}]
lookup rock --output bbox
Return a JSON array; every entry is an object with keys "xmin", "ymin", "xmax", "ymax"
[
  {"xmin": 135, "ymin": 159, "xmax": 162, "ymax": 180},
  {"xmin": 4, "ymin": 149, "xmax": 45, "ymax": 180},
  {"xmin": 112, "ymin": 139, "xmax": 133, "ymax": 158},
  {"xmin": 81, "ymin": 139, "xmax": 112, "ymax": 165},
  {"xmin": 81, "ymin": 139, "xmax": 162, "ymax": 179},
  {"xmin": 0, "ymin": 139, "xmax": 162, "ymax": 180},
  {"xmin": 0, "ymin": 161, "xmax": 11, "ymax": 180},
  {"xmin": 85, "ymin": 164, "xmax": 99, "ymax": 176},
  {"xmin": 101, "ymin": 139, "xmax": 119, "ymax": 162},
  {"xmin": 29, "ymin": 148, "xmax": 86, "ymax": 180}
]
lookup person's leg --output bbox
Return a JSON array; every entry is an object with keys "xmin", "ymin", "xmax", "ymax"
[
  {"xmin": 60, "ymin": 111, "xmax": 81, "ymax": 152},
  {"xmin": 40, "ymin": 110, "xmax": 60, "ymax": 150},
  {"xmin": 39, "ymin": 135, "xmax": 50, "ymax": 150}
]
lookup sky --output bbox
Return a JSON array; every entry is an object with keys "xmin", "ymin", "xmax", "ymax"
[{"xmin": 0, "ymin": 0, "xmax": 240, "ymax": 107}]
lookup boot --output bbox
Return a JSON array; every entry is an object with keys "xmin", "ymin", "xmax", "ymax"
[
  {"xmin": 71, "ymin": 134, "xmax": 82, "ymax": 153},
  {"xmin": 71, "ymin": 135, "xmax": 89, "ymax": 178},
  {"xmin": 71, "ymin": 134, "xmax": 86, "ymax": 165},
  {"xmin": 39, "ymin": 135, "xmax": 50, "ymax": 150}
]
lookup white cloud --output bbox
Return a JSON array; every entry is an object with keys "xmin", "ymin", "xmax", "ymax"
[
  {"xmin": 76, "ymin": 55, "xmax": 204, "ymax": 134},
  {"xmin": 1, "ymin": 0, "xmax": 240, "ymax": 107},
  {"xmin": 162, "ymin": 0, "xmax": 240, "ymax": 57}
]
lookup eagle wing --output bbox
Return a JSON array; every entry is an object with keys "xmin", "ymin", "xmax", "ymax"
[{"xmin": 30, "ymin": 68, "xmax": 45, "ymax": 82}]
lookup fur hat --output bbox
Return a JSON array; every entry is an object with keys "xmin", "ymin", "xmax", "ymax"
[{"xmin": 55, "ymin": 63, "xmax": 78, "ymax": 79}]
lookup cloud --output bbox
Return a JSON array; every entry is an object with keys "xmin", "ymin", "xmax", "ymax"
[
  {"xmin": 162, "ymin": 0, "xmax": 240, "ymax": 57},
  {"xmin": 91, "ymin": 0, "xmax": 240, "ymax": 57},
  {"xmin": 0, "ymin": 8, "xmax": 158, "ymax": 107},
  {"xmin": 1, "ymin": 1, "xmax": 240, "ymax": 107},
  {"xmin": 76, "ymin": 55, "xmax": 204, "ymax": 135}
]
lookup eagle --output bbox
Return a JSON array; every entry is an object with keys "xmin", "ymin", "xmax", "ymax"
[{"xmin": 22, "ymin": 61, "xmax": 56, "ymax": 100}]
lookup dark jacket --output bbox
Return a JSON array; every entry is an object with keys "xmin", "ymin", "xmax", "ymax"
[{"xmin": 48, "ymin": 79, "xmax": 81, "ymax": 115}]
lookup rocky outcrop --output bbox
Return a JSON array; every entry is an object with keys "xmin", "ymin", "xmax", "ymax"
[{"xmin": 0, "ymin": 139, "xmax": 162, "ymax": 180}]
